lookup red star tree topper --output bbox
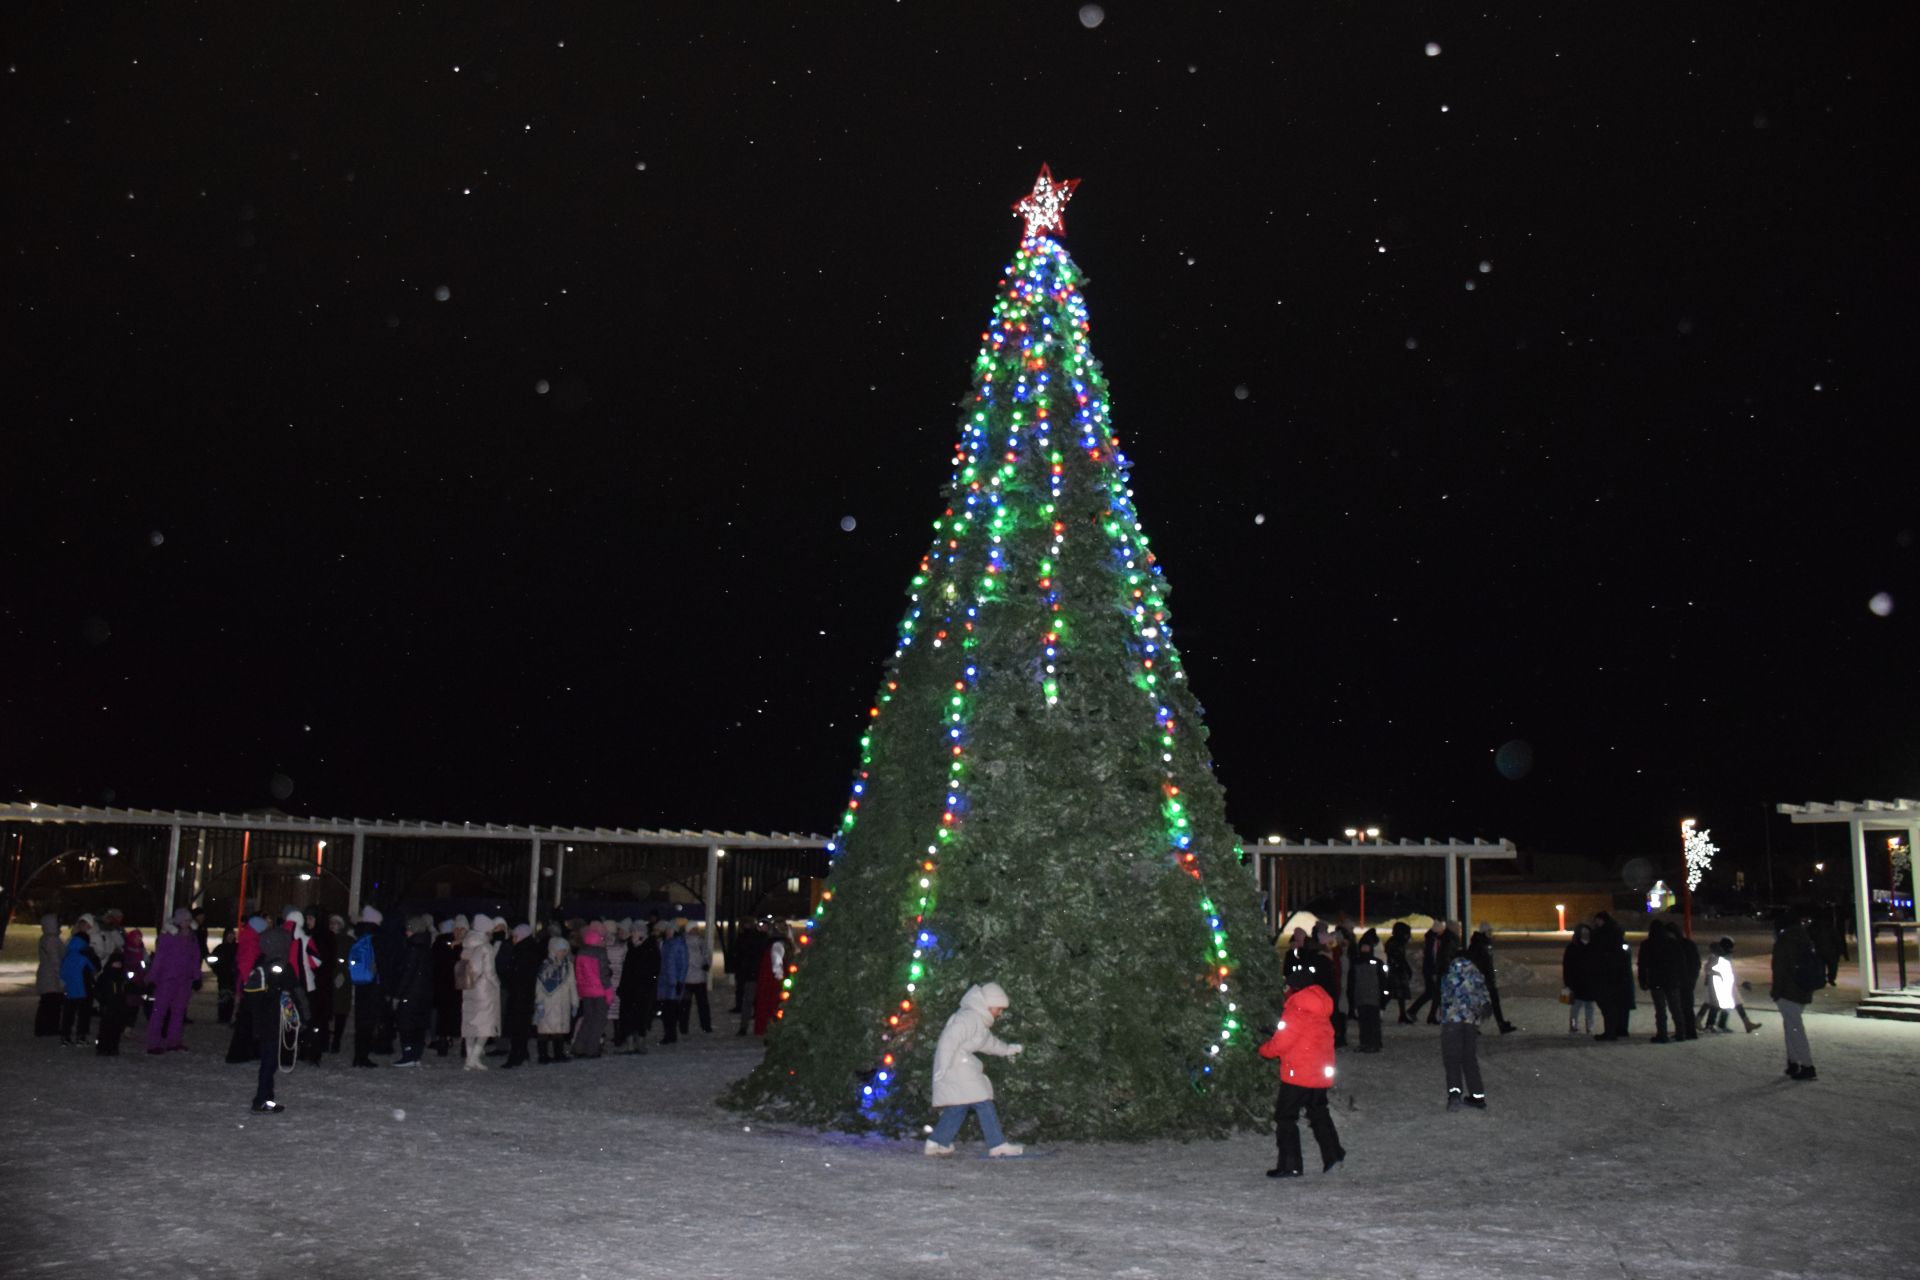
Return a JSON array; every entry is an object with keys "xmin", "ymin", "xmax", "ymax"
[{"xmin": 1013, "ymin": 163, "xmax": 1081, "ymax": 239}]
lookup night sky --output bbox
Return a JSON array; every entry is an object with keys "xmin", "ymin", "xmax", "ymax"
[{"xmin": 5, "ymin": 6, "xmax": 1915, "ymax": 886}]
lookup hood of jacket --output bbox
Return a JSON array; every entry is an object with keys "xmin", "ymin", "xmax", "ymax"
[
  {"xmin": 42, "ymin": 914, "xmax": 59, "ymax": 935},
  {"xmin": 1282, "ymin": 982, "xmax": 1335, "ymax": 1021},
  {"xmin": 959, "ymin": 982, "xmax": 1009, "ymax": 1017},
  {"xmin": 582, "ymin": 926, "xmax": 604, "ymax": 947}
]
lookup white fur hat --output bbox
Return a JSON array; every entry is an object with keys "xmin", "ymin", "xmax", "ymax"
[{"xmin": 360, "ymin": 905, "xmax": 384, "ymax": 925}]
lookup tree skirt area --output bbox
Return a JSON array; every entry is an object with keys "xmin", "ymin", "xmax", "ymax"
[{"xmin": 1, "ymin": 951, "xmax": 1912, "ymax": 1280}]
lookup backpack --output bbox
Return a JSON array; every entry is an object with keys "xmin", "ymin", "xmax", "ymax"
[{"xmin": 348, "ymin": 933, "xmax": 377, "ymax": 985}]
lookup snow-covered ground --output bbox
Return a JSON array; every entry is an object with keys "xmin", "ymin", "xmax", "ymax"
[{"xmin": 1, "ymin": 929, "xmax": 1912, "ymax": 1280}]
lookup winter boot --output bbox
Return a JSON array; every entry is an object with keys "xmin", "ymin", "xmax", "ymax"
[{"xmin": 1269, "ymin": 1127, "xmax": 1304, "ymax": 1178}]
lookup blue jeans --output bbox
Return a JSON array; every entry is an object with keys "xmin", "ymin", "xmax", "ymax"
[{"xmin": 930, "ymin": 1100, "xmax": 1006, "ymax": 1147}]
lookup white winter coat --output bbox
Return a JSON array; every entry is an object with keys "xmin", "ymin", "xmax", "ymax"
[
  {"xmin": 930, "ymin": 982, "xmax": 1020, "ymax": 1108},
  {"xmin": 685, "ymin": 928, "xmax": 714, "ymax": 983},
  {"xmin": 534, "ymin": 956, "xmax": 577, "ymax": 1035},
  {"xmin": 1709, "ymin": 954, "xmax": 1738, "ymax": 1010},
  {"xmin": 459, "ymin": 932, "xmax": 502, "ymax": 1039}
]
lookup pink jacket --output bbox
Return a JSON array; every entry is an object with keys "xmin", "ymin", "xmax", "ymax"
[{"xmin": 574, "ymin": 927, "xmax": 609, "ymax": 999}]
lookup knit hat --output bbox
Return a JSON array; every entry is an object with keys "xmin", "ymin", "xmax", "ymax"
[
  {"xmin": 360, "ymin": 905, "xmax": 384, "ymax": 925},
  {"xmin": 453, "ymin": 914, "xmax": 471, "ymax": 932},
  {"xmin": 248, "ymin": 915, "xmax": 270, "ymax": 933},
  {"xmin": 329, "ymin": 914, "xmax": 347, "ymax": 930},
  {"xmin": 437, "ymin": 919, "xmax": 454, "ymax": 934},
  {"xmin": 511, "ymin": 923, "xmax": 533, "ymax": 942},
  {"xmin": 173, "ymin": 907, "xmax": 195, "ymax": 931},
  {"xmin": 547, "ymin": 936, "xmax": 570, "ymax": 957},
  {"xmin": 283, "ymin": 906, "xmax": 304, "ymax": 925},
  {"xmin": 470, "ymin": 913, "xmax": 496, "ymax": 936},
  {"xmin": 1285, "ymin": 965, "xmax": 1318, "ymax": 990}
]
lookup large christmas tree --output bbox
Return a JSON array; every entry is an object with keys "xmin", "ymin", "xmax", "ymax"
[{"xmin": 727, "ymin": 169, "xmax": 1283, "ymax": 1141}]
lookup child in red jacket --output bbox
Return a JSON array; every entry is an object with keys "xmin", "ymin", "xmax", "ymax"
[{"xmin": 1257, "ymin": 968, "xmax": 1346, "ymax": 1177}]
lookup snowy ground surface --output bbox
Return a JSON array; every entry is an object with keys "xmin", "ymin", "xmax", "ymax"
[{"xmin": 2, "ymin": 925, "xmax": 1914, "ymax": 1280}]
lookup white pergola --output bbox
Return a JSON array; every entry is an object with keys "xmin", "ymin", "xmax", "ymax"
[
  {"xmin": 0, "ymin": 802, "xmax": 827, "ymax": 930},
  {"xmin": 1251, "ymin": 837, "xmax": 1518, "ymax": 932},
  {"xmin": 1776, "ymin": 798, "xmax": 1920, "ymax": 997}
]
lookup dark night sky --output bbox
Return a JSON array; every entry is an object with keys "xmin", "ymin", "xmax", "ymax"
[{"xmin": 4, "ymin": 5, "xmax": 1915, "ymax": 885}]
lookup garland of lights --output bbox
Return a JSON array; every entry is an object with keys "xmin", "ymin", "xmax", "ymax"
[{"xmin": 786, "ymin": 170, "xmax": 1246, "ymax": 1118}]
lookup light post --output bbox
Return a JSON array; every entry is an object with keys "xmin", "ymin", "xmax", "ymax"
[{"xmin": 1343, "ymin": 827, "xmax": 1381, "ymax": 925}]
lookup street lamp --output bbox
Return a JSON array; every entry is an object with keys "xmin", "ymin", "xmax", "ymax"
[{"xmin": 1343, "ymin": 827, "xmax": 1381, "ymax": 842}]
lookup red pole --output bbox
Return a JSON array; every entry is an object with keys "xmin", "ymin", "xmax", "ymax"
[
  {"xmin": 235, "ymin": 831, "xmax": 252, "ymax": 923},
  {"xmin": 1358, "ymin": 882, "xmax": 1367, "ymax": 928}
]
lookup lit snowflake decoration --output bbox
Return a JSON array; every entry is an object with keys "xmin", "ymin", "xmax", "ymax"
[
  {"xmin": 1014, "ymin": 163, "xmax": 1080, "ymax": 239},
  {"xmin": 1681, "ymin": 819, "xmax": 1718, "ymax": 892}
]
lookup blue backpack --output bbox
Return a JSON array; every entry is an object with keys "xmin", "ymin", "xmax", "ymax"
[{"xmin": 348, "ymin": 932, "xmax": 378, "ymax": 985}]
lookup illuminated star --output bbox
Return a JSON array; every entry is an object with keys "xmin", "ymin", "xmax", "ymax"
[{"xmin": 1014, "ymin": 164, "xmax": 1081, "ymax": 239}]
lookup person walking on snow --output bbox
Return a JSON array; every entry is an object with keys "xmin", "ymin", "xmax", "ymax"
[
  {"xmin": 146, "ymin": 908, "xmax": 202, "ymax": 1053},
  {"xmin": 1705, "ymin": 936, "xmax": 1762, "ymax": 1033},
  {"xmin": 1439, "ymin": 950, "xmax": 1492, "ymax": 1110},
  {"xmin": 925, "ymin": 981, "xmax": 1026, "ymax": 1157},
  {"xmin": 1258, "ymin": 966, "xmax": 1345, "ymax": 1177}
]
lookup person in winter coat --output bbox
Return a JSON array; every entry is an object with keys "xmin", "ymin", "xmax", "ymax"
[
  {"xmin": 1348, "ymin": 929, "xmax": 1386, "ymax": 1053},
  {"xmin": 656, "ymin": 920, "xmax": 688, "ymax": 1046},
  {"xmin": 734, "ymin": 922, "xmax": 770, "ymax": 1035},
  {"xmin": 1466, "ymin": 925, "xmax": 1518, "ymax": 1034},
  {"xmin": 93, "ymin": 908, "xmax": 125, "ymax": 967},
  {"xmin": 1385, "ymin": 921, "xmax": 1415, "ymax": 1024},
  {"xmin": 121, "ymin": 927, "xmax": 151, "ymax": 1024},
  {"xmin": 347, "ymin": 907, "xmax": 386, "ymax": 1067},
  {"xmin": 225, "ymin": 916, "xmax": 267, "ymax": 1063},
  {"xmin": 60, "ymin": 926, "xmax": 99, "ymax": 1045},
  {"xmin": 1704, "ymin": 936, "xmax": 1763, "ymax": 1034},
  {"xmin": 680, "ymin": 921, "xmax": 715, "ymax": 1034},
  {"xmin": 1314, "ymin": 923, "xmax": 1348, "ymax": 1048},
  {"xmin": 534, "ymin": 936, "xmax": 578, "ymax": 1063},
  {"xmin": 431, "ymin": 917, "xmax": 466, "ymax": 1056},
  {"xmin": 211, "ymin": 930, "xmax": 236, "ymax": 1025},
  {"xmin": 925, "ymin": 981, "xmax": 1026, "ymax": 1157},
  {"xmin": 1439, "ymin": 952, "xmax": 1492, "ymax": 1110},
  {"xmin": 458, "ymin": 914, "xmax": 503, "ymax": 1070},
  {"xmin": 35, "ymin": 915, "xmax": 66, "ymax": 1037},
  {"xmin": 1589, "ymin": 912, "xmax": 1636, "ymax": 1041},
  {"xmin": 1638, "ymin": 920, "xmax": 1685, "ymax": 1043},
  {"xmin": 386, "ymin": 917, "xmax": 436, "ymax": 1066},
  {"xmin": 94, "ymin": 947, "xmax": 135, "ymax": 1055},
  {"xmin": 1258, "ymin": 967, "xmax": 1345, "ymax": 1177},
  {"xmin": 602, "ymin": 920, "xmax": 630, "ymax": 1032},
  {"xmin": 1807, "ymin": 908, "xmax": 1848, "ymax": 987},
  {"xmin": 245, "ymin": 911, "xmax": 310, "ymax": 1112},
  {"xmin": 753, "ymin": 925, "xmax": 790, "ymax": 1036},
  {"xmin": 1771, "ymin": 907, "xmax": 1824, "ymax": 1081},
  {"xmin": 1562, "ymin": 923, "xmax": 1599, "ymax": 1034},
  {"xmin": 146, "ymin": 908, "xmax": 202, "ymax": 1053},
  {"xmin": 615, "ymin": 924, "xmax": 660, "ymax": 1053},
  {"xmin": 301, "ymin": 911, "xmax": 337, "ymax": 1064},
  {"xmin": 1408, "ymin": 921, "xmax": 1455, "ymax": 1024},
  {"xmin": 1673, "ymin": 922, "xmax": 1702, "ymax": 1041},
  {"xmin": 500, "ymin": 923, "xmax": 543, "ymax": 1068},
  {"xmin": 571, "ymin": 924, "xmax": 612, "ymax": 1058}
]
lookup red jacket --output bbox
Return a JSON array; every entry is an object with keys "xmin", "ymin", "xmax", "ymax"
[{"xmin": 1257, "ymin": 984, "xmax": 1336, "ymax": 1088}]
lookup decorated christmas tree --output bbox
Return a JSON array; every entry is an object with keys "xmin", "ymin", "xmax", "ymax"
[{"xmin": 727, "ymin": 168, "xmax": 1284, "ymax": 1141}]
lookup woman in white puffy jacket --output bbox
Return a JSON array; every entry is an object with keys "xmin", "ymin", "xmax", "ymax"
[
  {"xmin": 459, "ymin": 915, "xmax": 502, "ymax": 1071},
  {"xmin": 925, "ymin": 981, "xmax": 1026, "ymax": 1158}
]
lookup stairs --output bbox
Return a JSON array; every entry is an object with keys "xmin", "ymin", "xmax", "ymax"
[{"xmin": 1856, "ymin": 992, "xmax": 1920, "ymax": 1022}]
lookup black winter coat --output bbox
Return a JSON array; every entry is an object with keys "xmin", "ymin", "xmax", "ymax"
[
  {"xmin": 1384, "ymin": 935, "xmax": 1413, "ymax": 1000},
  {"xmin": 622, "ymin": 936, "xmax": 662, "ymax": 1007},
  {"xmin": 1638, "ymin": 929, "xmax": 1682, "ymax": 990},
  {"xmin": 1590, "ymin": 917, "xmax": 1636, "ymax": 1005},
  {"xmin": 1771, "ymin": 922, "xmax": 1823, "ymax": 1005},
  {"xmin": 1562, "ymin": 938, "xmax": 1599, "ymax": 1001},
  {"xmin": 390, "ymin": 932, "xmax": 436, "ymax": 1031}
]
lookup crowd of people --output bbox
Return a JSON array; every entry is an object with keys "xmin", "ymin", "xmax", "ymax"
[
  {"xmin": 31, "ymin": 903, "xmax": 799, "ymax": 1113},
  {"xmin": 1250, "ymin": 904, "xmax": 1835, "ymax": 1177}
]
